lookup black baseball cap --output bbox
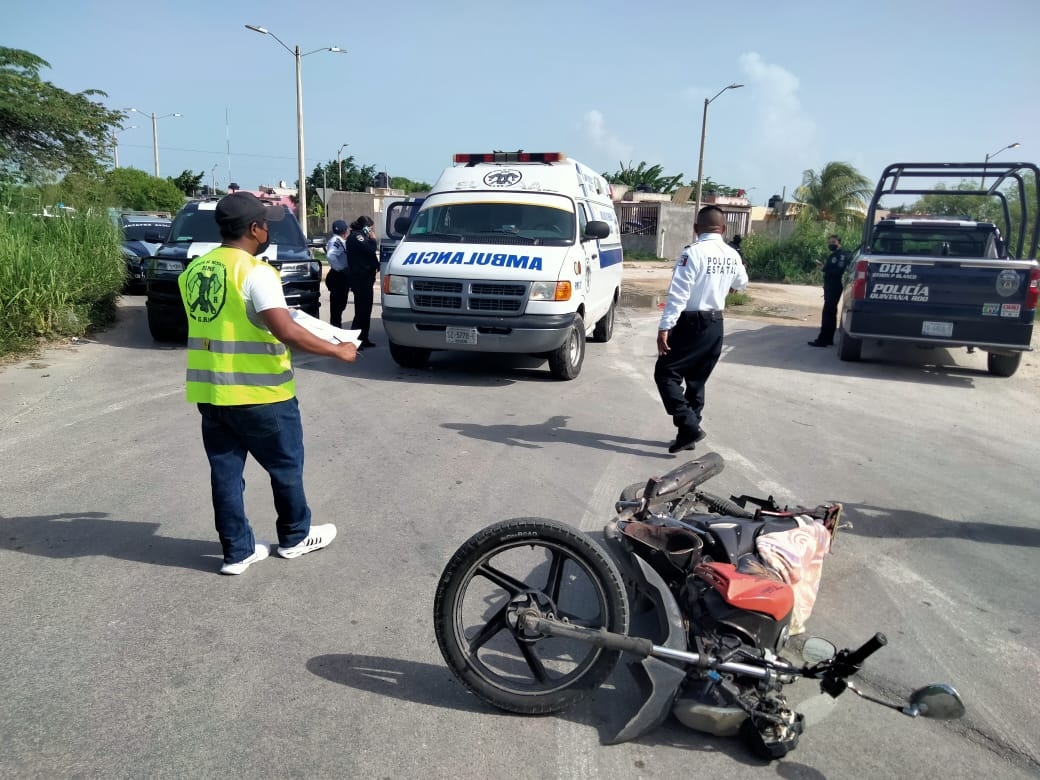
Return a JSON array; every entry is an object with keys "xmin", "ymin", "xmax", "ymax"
[{"xmin": 214, "ymin": 192, "xmax": 286, "ymax": 233}]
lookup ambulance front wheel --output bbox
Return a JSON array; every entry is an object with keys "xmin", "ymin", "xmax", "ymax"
[
  {"xmin": 548, "ymin": 315, "xmax": 585, "ymax": 380},
  {"xmin": 389, "ymin": 340, "xmax": 431, "ymax": 369}
]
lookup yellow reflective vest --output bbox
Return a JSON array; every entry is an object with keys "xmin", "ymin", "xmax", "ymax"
[{"xmin": 178, "ymin": 246, "xmax": 295, "ymax": 405}]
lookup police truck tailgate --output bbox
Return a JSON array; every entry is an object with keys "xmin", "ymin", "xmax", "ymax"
[{"xmin": 848, "ymin": 255, "xmax": 1038, "ymax": 348}]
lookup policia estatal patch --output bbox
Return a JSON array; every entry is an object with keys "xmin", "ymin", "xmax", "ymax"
[{"xmin": 184, "ymin": 260, "xmax": 228, "ymax": 322}]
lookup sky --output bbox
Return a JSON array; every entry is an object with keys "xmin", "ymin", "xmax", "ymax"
[{"xmin": 5, "ymin": 0, "xmax": 1039, "ymax": 206}]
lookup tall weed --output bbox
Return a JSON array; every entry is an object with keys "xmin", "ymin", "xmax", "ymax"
[{"xmin": 0, "ymin": 208, "xmax": 124, "ymax": 357}]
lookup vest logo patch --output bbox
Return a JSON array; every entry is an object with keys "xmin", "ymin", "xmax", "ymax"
[{"xmin": 185, "ymin": 260, "xmax": 228, "ymax": 322}]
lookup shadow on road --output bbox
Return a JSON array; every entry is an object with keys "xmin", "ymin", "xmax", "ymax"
[
  {"xmin": 843, "ymin": 503, "xmax": 1040, "ymax": 547},
  {"xmin": 441, "ymin": 414, "xmax": 674, "ymax": 458},
  {"xmin": 306, "ymin": 652, "xmax": 769, "ymax": 767},
  {"xmin": 0, "ymin": 511, "xmax": 219, "ymax": 571},
  {"xmin": 723, "ymin": 321, "xmax": 989, "ymax": 389}
]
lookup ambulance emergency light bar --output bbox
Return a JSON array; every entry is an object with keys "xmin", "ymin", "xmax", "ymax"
[{"xmin": 453, "ymin": 152, "xmax": 565, "ymax": 165}]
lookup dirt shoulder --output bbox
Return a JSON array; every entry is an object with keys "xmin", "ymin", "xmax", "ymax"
[{"xmin": 622, "ymin": 261, "xmax": 820, "ymax": 325}]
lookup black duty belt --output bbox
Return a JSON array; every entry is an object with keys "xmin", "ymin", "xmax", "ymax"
[{"xmin": 681, "ymin": 310, "xmax": 724, "ymax": 322}]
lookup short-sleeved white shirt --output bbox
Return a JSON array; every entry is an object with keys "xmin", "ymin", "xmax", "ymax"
[{"xmin": 242, "ymin": 262, "xmax": 287, "ymax": 328}]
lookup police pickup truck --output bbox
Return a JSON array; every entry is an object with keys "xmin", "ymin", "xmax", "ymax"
[
  {"xmin": 837, "ymin": 162, "xmax": 1039, "ymax": 377},
  {"xmin": 145, "ymin": 198, "xmax": 322, "ymax": 342}
]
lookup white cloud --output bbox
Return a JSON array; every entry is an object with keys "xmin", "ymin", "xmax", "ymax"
[
  {"xmin": 583, "ymin": 110, "xmax": 634, "ymax": 164},
  {"xmin": 738, "ymin": 52, "xmax": 819, "ymax": 177}
]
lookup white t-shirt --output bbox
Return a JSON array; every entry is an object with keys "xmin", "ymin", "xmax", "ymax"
[{"xmin": 242, "ymin": 263, "xmax": 287, "ymax": 329}]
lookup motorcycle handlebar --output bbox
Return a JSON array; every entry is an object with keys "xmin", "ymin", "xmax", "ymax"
[{"xmin": 844, "ymin": 632, "xmax": 888, "ymax": 667}]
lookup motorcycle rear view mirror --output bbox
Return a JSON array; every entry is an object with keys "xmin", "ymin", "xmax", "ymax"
[
  {"xmin": 904, "ymin": 684, "xmax": 965, "ymax": 720},
  {"xmin": 801, "ymin": 637, "xmax": 836, "ymax": 665}
]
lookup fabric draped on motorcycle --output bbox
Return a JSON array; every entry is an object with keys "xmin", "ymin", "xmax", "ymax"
[{"xmin": 754, "ymin": 516, "xmax": 832, "ymax": 635}]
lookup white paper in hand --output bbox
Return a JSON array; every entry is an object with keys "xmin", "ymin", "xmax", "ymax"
[{"xmin": 290, "ymin": 309, "xmax": 361, "ymax": 346}]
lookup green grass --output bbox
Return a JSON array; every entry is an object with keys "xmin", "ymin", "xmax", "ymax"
[{"xmin": 0, "ymin": 208, "xmax": 125, "ymax": 359}]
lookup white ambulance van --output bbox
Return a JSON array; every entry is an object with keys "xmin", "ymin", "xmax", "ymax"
[{"xmin": 380, "ymin": 151, "xmax": 623, "ymax": 380}]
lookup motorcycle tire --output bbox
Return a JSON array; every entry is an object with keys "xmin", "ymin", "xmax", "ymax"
[{"xmin": 434, "ymin": 517, "xmax": 629, "ymax": 715}]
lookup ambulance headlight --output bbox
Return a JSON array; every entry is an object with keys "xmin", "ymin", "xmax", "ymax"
[
  {"xmin": 530, "ymin": 281, "xmax": 572, "ymax": 302},
  {"xmin": 384, "ymin": 275, "xmax": 409, "ymax": 295}
]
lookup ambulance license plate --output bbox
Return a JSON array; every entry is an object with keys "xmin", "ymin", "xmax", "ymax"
[
  {"xmin": 921, "ymin": 321, "xmax": 953, "ymax": 337},
  {"xmin": 446, "ymin": 327, "xmax": 478, "ymax": 345}
]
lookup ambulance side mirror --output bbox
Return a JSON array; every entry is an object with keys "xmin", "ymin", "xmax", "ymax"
[
  {"xmin": 583, "ymin": 221, "xmax": 610, "ymax": 241},
  {"xmin": 394, "ymin": 217, "xmax": 412, "ymax": 235}
]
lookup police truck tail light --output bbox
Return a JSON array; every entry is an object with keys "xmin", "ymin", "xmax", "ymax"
[
  {"xmin": 383, "ymin": 275, "xmax": 408, "ymax": 296},
  {"xmin": 852, "ymin": 260, "xmax": 869, "ymax": 300},
  {"xmin": 453, "ymin": 152, "xmax": 565, "ymax": 165},
  {"xmin": 530, "ymin": 281, "xmax": 572, "ymax": 301},
  {"xmin": 1026, "ymin": 267, "xmax": 1040, "ymax": 311}
]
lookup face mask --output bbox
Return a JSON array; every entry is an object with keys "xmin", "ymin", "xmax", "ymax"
[
  {"xmin": 828, "ymin": 243, "xmax": 839, "ymax": 251},
  {"xmin": 256, "ymin": 238, "xmax": 271, "ymax": 255}
]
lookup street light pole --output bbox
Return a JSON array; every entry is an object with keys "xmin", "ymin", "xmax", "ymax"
[
  {"xmin": 111, "ymin": 125, "xmax": 138, "ymax": 168},
  {"xmin": 337, "ymin": 143, "xmax": 349, "ymax": 190},
  {"xmin": 128, "ymin": 108, "xmax": 181, "ymax": 177},
  {"xmin": 982, "ymin": 141, "xmax": 1021, "ymax": 188},
  {"xmin": 694, "ymin": 83, "xmax": 744, "ymax": 227},
  {"xmin": 245, "ymin": 25, "xmax": 345, "ymax": 239}
]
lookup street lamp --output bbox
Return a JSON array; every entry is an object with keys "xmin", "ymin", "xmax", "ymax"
[
  {"xmin": 128, "ymin": 108, "xmax": 182, "ymax": 177},
  {"xmin": 694, "ymin": 83, "xmax": 744, "ymax": 222},
  {"xmin": 337, "ymin": 143, "xmax": 349, "ymax": 190},
  {"xmin": 111, "ymin": 125, "xmax": 138, "ymax": 168},
  {"xmin": 982, "ymin": 141, "xmax": 1021, "ymax": 188},
  {"xmin": 245, "ymin": 24, "xmax": 345, "ymax": 238}
]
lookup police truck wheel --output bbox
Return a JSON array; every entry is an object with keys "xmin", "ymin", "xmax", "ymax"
[
  {"xmin": 592, "ymin": 298, "xmax": 616, "ymax": 343},
  {"xmin": 147, "ymin": 308, "xmax": 186, "ymax": 343},
  {"xmin": 548, "ymin": 315, "xmax": 585, "ymax": 380},
  {"xmin": 389, "ymin": 340, "xmax": 431, "ymax": 369},
  {"xmin": 986, "ymin": 351, "xmax": 1021, "ymax": 377},
  {"xmin": 434, "ymin": 517, "xmax": 629, "ymax": 715},
  {"xmin": 836, "ymin": 327, "xmax": 862, "ymax": 362}
]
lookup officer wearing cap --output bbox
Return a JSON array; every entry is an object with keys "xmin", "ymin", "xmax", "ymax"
[
  {"xmin": 326, "ymin": 219, "xmax": 350, "ymax": 328},
  {"xmin": 178, "ymin": 192, "xmax": 358, "ymax": 575},
  {"xmin": 655, "ymin": 206, "xmax": 748, "ymax": 454}
]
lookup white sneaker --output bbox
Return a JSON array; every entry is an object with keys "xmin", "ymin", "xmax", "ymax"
[
  {"xmin": 276, "ymin": 524, "xmax": 337, "ymax": 559},
  {"xmin": 220, "ymin": 542, "xmax": 270, "ymax": 575}
]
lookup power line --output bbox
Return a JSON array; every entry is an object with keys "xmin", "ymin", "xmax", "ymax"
[{"xmin": 118, "ymin": 142, "xmax": 299, "ymax": 162}]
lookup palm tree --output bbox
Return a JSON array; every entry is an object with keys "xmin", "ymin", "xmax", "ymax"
[
  {"xmin": 796, "ymin": 162, "xmax": 872, "ymax": 224},
  {"xmin": 603, "ymin": 161, "xmax": 684, "ymax": 194}
]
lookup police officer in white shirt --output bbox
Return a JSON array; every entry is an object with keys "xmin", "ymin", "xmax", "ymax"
[{"xmin": 655, "ymin": 206, "xmax": 748, "ymax": 453}]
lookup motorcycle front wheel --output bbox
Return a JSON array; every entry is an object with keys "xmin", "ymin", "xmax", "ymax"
[{"xmin": 434, "ymin": 517, "xmax": 629, "ymax": 715}]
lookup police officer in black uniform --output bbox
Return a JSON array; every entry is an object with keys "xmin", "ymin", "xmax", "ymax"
[
  {"xmin": 809, "ymin": 234, "xmax": 851, "ymax": 347},
  {"xmin": 346, "ymin": 215, "xmax": 379, "ymax": 349}
]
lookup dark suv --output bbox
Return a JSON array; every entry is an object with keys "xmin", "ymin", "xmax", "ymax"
[{"xmin": 145, "ymin": 198, "xmax": 322, "ymax": 342}]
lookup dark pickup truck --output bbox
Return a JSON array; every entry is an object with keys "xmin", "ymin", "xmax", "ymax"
[{"xmin": 837, "ymin": 162, "xmax": 1039, "ymax": 376}]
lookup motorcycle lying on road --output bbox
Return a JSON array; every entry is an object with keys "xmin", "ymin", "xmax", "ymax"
[{"xmin": 433, "ymin": 453, "xmax": 964, "ymax": 760}]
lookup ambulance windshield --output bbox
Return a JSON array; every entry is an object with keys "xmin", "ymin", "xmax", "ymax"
[{"xmin": 406, "ymin": 201, "xmax": 576, "ymax": 246}]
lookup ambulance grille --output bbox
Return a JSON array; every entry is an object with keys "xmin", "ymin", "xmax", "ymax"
[{"xmin": 411, "ymin": 278, "xmax": 529, "ymax": 315}]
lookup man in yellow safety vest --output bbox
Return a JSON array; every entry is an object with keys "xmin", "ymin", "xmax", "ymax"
[{"xmin": 178, "ymin": 192, "xmax": 357, "ymax": 574}]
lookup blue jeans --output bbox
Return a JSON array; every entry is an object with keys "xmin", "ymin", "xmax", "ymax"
[{"xmin": 198, "ymin": 398, "xmax": 312, "ymax": 564}]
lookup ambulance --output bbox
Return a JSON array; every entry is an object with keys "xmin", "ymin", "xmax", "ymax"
[{"xmin": 380, "ymin": 151, "xmax": 623, "ymax": 379}]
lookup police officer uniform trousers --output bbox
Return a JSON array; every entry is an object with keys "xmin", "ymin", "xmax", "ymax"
[{"xmin": 654, "ymin": 310, "xmax": 724, "ymax": 432}]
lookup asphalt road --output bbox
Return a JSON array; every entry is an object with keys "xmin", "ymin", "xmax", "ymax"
[{"xmin": 1, "ymin": 292, "xmax": 1038, "ymax": 779}]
